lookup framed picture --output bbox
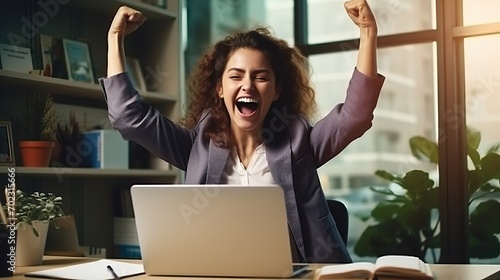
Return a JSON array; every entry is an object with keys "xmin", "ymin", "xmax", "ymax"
[
  {"xmin": 126, "ymin": 57, "xmax": 146, "ymax": 91},
  {"xmin": 40, "ymin": 34, "xmax": 69, "ymax": 79},
  {"xmin": 62, "ymin": 39, "xmax": 94, "ymax": 83},
  {"xmin": 0, "ymin": 121, "xmax": 15, "ymax": 166}
]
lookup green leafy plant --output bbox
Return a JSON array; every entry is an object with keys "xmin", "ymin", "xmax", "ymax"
[
  {"xmin": 354, "ymin": 127, "xmax": 500, "ymax": 263},
  {"xmin": 8, "ymin": 189, "xmax": 64, "ymax": 237}
]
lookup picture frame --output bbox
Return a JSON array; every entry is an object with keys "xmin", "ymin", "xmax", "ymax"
[
  {"xmin": 62, "ymin": 39, "xmax": 94, "ymax": 83},
  {"xmin": 0, "ymin": 121, "xmax": 15, "ymax": 166},
  {"xmin": 126, "ymin": 57, "xmax": 146, "ymax": 91},
  {"xmin": 40, "ymin": 34, "xmax": 69, "ymax": 79}
]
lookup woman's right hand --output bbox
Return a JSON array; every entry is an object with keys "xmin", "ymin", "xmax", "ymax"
[{"xmin": 108, "ymin": 6, "xmax": 146, "ymax": 38}]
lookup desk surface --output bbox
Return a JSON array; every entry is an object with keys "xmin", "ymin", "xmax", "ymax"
[{"xmin": 12, "ymin": 256, "xmax": 500, "ymax": 279}]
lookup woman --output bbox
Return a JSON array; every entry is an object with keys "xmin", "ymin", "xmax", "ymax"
[{"xmin": 100, "ymin": 0, "xmax": 384, "ymax": 263}]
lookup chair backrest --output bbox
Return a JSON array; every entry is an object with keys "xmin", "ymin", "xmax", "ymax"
[{"xmin": 326, "ymin": 199, "xmax": 349, "ymax": 246}]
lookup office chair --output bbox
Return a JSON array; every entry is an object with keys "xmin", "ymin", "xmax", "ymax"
[{"xmin": 327, "ymin": 199, "xmax": 349, "ymax": 246}]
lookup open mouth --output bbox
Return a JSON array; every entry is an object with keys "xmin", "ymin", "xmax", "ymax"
[{"xmin": 236, "ymin": 97, "xmax": 259, "ymax": 116}]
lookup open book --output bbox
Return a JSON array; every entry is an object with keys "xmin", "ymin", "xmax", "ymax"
[{"xmin": 313, "ymin": 255, "xmax": 433, "ymax": 280}]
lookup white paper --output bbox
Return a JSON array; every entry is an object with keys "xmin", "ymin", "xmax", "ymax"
[
  {"xmin": 0, "ymin": 43, "xmax": 33, "ymax": 73},
  {"xmin": 25, "ymin": 259, "xmax": 145, "ymax": 280}
]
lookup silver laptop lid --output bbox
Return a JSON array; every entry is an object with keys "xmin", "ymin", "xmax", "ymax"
[{"xmin": 131, "ymin": 184, "xmax": 297, "ymax": 278}]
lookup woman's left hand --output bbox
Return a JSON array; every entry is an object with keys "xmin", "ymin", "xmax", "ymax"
[{"xmin": 344, "ymin": 0, "xmax": 377, "ymax": 34}]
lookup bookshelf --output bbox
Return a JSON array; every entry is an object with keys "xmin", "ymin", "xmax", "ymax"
[
  {"xmin": 12, "ymin": 167, "xmax": 178, "ymax": 178},
  {"xmin": 0, "ymin": 69, "xmax": 177, "ymax": 103},
  {"xmin": 0, "ymin": 0, "xmax": 183, "ymax": 257}
]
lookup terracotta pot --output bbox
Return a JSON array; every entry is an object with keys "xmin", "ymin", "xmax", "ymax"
[{"xmin": 19, "ymin": 141, "xmax": 55, "ymax": 167}]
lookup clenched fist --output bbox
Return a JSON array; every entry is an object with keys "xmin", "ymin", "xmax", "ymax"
[
  {"xmin": 108, "ymin": 6, "xmax": 146, "ymax": 38},
  {"xmin": 344, "ymin": 0, "xmax": 377, "ymax": 35}
]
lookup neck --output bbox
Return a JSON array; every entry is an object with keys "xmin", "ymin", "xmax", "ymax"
[
  {"xmin": 232, "ymin": 131, "xmax": 262, "ymax": 166},
  {"xmin": 234, "ymin": 138, "xmax": 261, "ymax": 157}
]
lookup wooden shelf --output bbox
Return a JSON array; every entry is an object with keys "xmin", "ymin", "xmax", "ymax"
[
  {"xmin": 12, "ymin": 167, "xmax": 178, "ymax": 178},
  {"xmin": 0, "ymin": 70, "xmax": 177, "ymax": 104}
]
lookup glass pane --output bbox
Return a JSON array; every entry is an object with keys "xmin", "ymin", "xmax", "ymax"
[
  {"xmin": 185, "ymin": 0, "xmax": 293, "ymax": 74},
  {"xmin": 310, "ymin": 43, "xmax": 438, "ymax": 262},
  {"xmin": 463, "ymin": 0, "xmax": 500, "ymax": 26},
  {"xmin": 209, "ymin": 0, "xmax": 293, "ymax": 43},
  {"xmin": 307, "ymin": 0, "xmax": 435, "ymax": 43},
  {"xmin": 465, "ymin": 35, "xmax": 500, "ymax": 264}
]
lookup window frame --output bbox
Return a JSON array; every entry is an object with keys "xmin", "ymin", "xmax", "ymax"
[{"xmin": 295, "ymin": 0, "xmax": 500, "ymax": 263}]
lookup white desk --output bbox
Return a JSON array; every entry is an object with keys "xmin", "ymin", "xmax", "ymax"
[{"xmin": 12, "ymin": 256, "xmax": 500, "ymax": 279}]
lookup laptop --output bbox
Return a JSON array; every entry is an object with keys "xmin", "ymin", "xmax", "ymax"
[{"xmin": 130, "ymin": 184, "xmax": 308, "ymax": 278}]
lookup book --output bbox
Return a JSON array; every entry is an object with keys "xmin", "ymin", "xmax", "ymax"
[
  {"xmin": 83, "ymin": 130, "xmax": 129, "ymax": 169},
  {"xmin": 313, "ymin": 255, "xmax": 433, "ymax": 280},
  {"xmin": 24, "ymin": 259, "xmax": 144, "ymax": 280},
  {"xmin": 125, "ymin": 57, "xmax": 146, "ymax": 91},
  {"xmin": 39, "ymin": 34, "xmax": 68, "ymax": 79}
]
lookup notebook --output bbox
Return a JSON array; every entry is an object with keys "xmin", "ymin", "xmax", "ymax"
[
  {"xmin": 24, "ymin": 259, "xmax": 144, "ymax": 279},
  {"xmin": 130, "ymin": 184, "xmax": 308, "ymax": 278}
]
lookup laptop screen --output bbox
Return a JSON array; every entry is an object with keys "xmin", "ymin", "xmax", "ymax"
[{"xmin": 130, "ymin": 184, "xmax": 304, "ymax": 278}]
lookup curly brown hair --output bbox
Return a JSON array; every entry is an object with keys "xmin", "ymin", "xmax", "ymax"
[{"xmin": 180, "ymin": 27, "xmax": 317, "ymax": 147}]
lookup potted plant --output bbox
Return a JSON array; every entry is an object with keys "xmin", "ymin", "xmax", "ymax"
[
  {"xmin": 19, "ymin": 93, "xmax": 58, "ymax": 167},
  {"xmin": 354, "ymin": 127, "xmax": 500, "ymax": 263},
  {"xmin": 56, "ymin": 111, "xmax": 86, "ymax": 167},
  {"xmin": 9, "ymin": 189, "xmax": 64, "ymax": 266}
]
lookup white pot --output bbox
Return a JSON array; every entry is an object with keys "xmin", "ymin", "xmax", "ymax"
[{"xmin": 15, "ymin": 220, "xmax": 49, "ymax": 266}]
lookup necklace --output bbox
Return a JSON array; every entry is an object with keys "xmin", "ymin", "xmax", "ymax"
[
  {"xmin": 238, "ymin": 147, "xmax": 257, "ymax": 165},
  {"xmin": 243, "ymin": 150, "xmax": 255, "ymax": 164}
]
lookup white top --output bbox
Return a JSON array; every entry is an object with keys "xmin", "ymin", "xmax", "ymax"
[{"xmin": 221, "ymin": 144, "xmax": 276, "ymax": 185}]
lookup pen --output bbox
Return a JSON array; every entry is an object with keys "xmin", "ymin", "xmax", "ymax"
[{"xmin": 107, "ymin": 265, "xmax": 121, "ymax": 280}]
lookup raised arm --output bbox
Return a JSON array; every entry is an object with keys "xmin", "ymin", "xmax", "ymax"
[
  {"xmin": 344, "ymin": 0, "xmax": 378, "ymax": 78},
  {"xmin": 102, "ymin": 7, "xmax": 195, "ymax": 170},
  {"xmin": 310, "ymin": 1, "xmax": 384, "ymax": 166},
  {"xmin": 107, "ymin": 6, "xmax": 146, "ymax": 77}
]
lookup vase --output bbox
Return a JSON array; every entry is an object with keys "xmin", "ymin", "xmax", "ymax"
[
  {"xmin": 19, "ymin": 141, "xmax": 55, "ymax": 167},
  {"xmin": 15, "ymin": 220, "xmax": 49, "ymax": 266}
]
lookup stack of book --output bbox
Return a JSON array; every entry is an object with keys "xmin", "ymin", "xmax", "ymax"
[{"xmin": 113, "ymin": 188, "xmax": 140, "ymax": 258}]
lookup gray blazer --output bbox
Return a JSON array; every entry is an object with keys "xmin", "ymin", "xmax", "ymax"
[{"xmin": 100, "ymin": 68, "xmax": 385, "ymax": 263}]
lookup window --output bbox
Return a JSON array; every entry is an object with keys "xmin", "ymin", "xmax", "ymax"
[
  {"xmin": 307, "ymin": 0, "xmax": 435, "ymax": 44},
  {"xmin": 463, "ymin": 0, "xmax": 500, "ymax": 26},
  {"xmin": 375, "ymin": 130, "xmax": 400, "ymax": 153},
  {"xmin": 302, "ymin": 0, "xmax": 500, "ymax": 264},
  {"xmin": 464, "ymin": 34, "xmax": 500, "ymax": 263},
  {"xmin": 185, "ymin": 0, "xmax": 500, "ymax": 264},
  {"xmin": 184, "ymin": 0, "xmax": 293, "ymax": 75},
  {"xmin": 310, "ymin": 39, "xmax": 437, "ymax": 261}
]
